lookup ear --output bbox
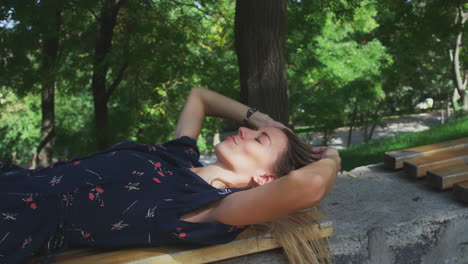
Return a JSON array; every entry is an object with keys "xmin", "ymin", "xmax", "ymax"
[{"xmin": 253, "ymin": 173, "xmax": 278, "ymax": 186}]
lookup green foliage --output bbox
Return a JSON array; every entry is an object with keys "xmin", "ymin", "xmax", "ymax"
[
  {"xmin": 289, "ymin": 0, "xmax": 390, "ymax": 143},
  {"xmin": 0, "ymin": 0, "xmax": 464, "ymax": 165},
  {"xmin": 0, "ymin": 89, "xmax": 41, "ymax": 165}
]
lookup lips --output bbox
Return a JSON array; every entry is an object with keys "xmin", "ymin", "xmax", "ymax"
[{"xmin": 227, "ymin": 136, "xmax": 237, "ymax": 144}]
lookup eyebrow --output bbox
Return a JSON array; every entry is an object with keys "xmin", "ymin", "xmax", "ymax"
[{"xmin": 261, "ymin": 132, "xmax": 271, "ymax": 145}]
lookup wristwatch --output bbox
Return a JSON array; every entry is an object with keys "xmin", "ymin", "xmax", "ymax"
[{"xmin": 243, "ymin": 107, "xmax": 257, "ymax": 126}]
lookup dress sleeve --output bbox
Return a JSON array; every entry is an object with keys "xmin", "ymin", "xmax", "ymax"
[
  {"xmin": 160, "ymin": 136, "xmax": 201, "ymax": 167},
  {"xmin": 163, "ymin": 188, "xmax": 249, "ymax": 246}
]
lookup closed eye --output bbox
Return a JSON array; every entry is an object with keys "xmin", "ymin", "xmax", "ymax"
[{"xmin": 255, "ymin": 138, "xmax": 262, "ymax": 144}]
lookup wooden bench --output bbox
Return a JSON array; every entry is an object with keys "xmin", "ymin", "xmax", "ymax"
[
  {"xmin": 384, "ymin": 137, "xmax": 468, "ymax": 169},
  {"xmin": 384, "ymin": 138, "xmax": 468, "ymax": 204},
  {"xmin": 454, "ymin": 180, "xmax": 468, "ymax": 203},
  {"xmin": 29, "ymin": 212, "xmax": 333, "ymax": 264},
  {"xmin": 427, "ymin": 164, "xmax": 468, "ymax": 190},
  {"xmin": 402, "ymin": 148, "xmax": 468, "ymax": 178}
]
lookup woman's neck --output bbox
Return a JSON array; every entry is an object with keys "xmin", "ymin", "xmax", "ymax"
[{"xmin": 190, "ymin": 161, "xmax": 248, "ymax": 189}]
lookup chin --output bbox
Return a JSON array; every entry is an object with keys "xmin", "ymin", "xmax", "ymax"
[{"xmin": 213, "ymin": 143, "xmax": 232, "ymax": 167}]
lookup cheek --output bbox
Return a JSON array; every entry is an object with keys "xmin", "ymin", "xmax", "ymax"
[{"xmin": 215, "ymin": 143, "xmax": 260, "ymax": 168}]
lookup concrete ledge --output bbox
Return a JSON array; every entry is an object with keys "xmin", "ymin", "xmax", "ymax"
[{"xmin": 216, "ymin": 163, "xmax": 468, "ymax": 264}]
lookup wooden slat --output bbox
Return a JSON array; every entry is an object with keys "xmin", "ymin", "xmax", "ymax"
[
  {"xmin": 403, "ymin": 148, "xmax": 468, "ymax": 178},
  {"xmin": 384, "ymin": 137, "xmax": 468, "ymax": 169},
  {"xmin": 454, "ymin": 180, "xmax": 468, "ymax": 203},
  {"xmin": 54, "ymin": 221, "xmax": 332, "ymax": 264},
  {"xmin": 427, "ymin": 163, "xmax": 468, "ymax": 190}
]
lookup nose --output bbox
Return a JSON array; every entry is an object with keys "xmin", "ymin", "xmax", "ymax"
[{"xmin": 238, "ymin": 127, "xmax": 253, "ymax": 139}]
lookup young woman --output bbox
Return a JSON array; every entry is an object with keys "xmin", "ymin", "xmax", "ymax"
[{"xmin": 0, "ymin": 87, "xmax": 340, "ymax": 264}]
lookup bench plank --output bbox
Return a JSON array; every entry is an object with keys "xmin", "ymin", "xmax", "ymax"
[
  {"xmin": 427, "ymin": 164, "xmax": 468, "ymax": 190},
  {"xmin": 403, "ymin": 148, "xmax": 468, "ymax": 178},
  {"xmin": 54, "ymin": 221, "xmax": 332, "ymax": 264},
  {"xmin": 454, "ymin": 180, "xmax": 468, "ymax": 203},
  {"xmin": 384, "ymin": 137, "xmax": 468, "ymax": 169}
]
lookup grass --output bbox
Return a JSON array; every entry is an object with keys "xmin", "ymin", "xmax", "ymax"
[{"xmin": 339, "ymin": 115, "xmax": 468, "ymax": 171}]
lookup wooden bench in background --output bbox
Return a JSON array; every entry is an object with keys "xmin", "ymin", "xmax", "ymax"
[
  {"xmin": 384, "ymin": 137, "xmax": 468, "ymax": 170},
  {"xmin": 28, "ymin": 212, "xmax": 332, "ymax": 264},
  {"xmin": 427, "ymin": 164, "xmax": 468, "ymax": 190},
  {"xmin": 384, "ymin": 137, "xmax": 468, "ymax": 204},
  {"xmin": 403, "ymin": 148, "xmax": 468, "ymax": 178}
]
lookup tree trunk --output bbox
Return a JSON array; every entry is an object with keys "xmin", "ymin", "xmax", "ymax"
[
  {"xmin": 347, "ymin": 103, "xmax": 358, "ymax": 147},
  {"xmin": 451, "ymin": 7, "xmax": 467, "ymax": 112},
  {"xmin": 35, "ymin": 5, "xmax": 62, "ymax": 169},
  {"xmin": 91, "ymin": 0, "xmax": 126, "ymax": 149},
  {"xmin": 368, "ymin": 101, "xmax": 383, "ymax": 141},
  {"xmin": 234, "ymin": 0, "xmax": 289, "ymax": 125}
]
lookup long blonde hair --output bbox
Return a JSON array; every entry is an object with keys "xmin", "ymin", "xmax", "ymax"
[
  {"xmin": 212, "ymin": 128, "xmax": 333, "ymax": 264},
  {"xmin": 261, "ymin": 128, "xmax": 332, "ymax": 264}
]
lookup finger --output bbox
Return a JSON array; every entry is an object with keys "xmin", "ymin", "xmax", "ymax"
[
  {"xmin": 312, "ymin": 146, "xmax": 328, "ymax": 153},
  {"xmin": 310, "ymin": 154, "xmax": 322, "ymax": 159}
]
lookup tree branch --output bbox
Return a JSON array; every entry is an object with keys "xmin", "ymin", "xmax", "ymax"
[
  {"xmin": 106, "ymin": 62, "xmax": 128, "ymax": 102},
  {"xmin": 167, "ymin": 0, "xmax": 203, "ymax": 12}
]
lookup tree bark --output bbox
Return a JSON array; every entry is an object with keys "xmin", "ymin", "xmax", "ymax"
[
  {"xmin": 368, "ymin": 101, "xmax": 383, "ymax": 141},
  {"xmin": 234, "ymin": 0, "xmax": 289, "ymax": 125},
  {"xmin": 35, "ymin": 5, "xmax": 62, "ymax": 169},
  {"xmin": 451, "ymin": 7, "xmax": 467, "ymax": 112},
  {"xmin": 347, "ymin": 103, "xmax": 358, "ymax": 147},
  {"xmin": 91, "ymin": 0, "xmax": 126, "ymax": 149}
]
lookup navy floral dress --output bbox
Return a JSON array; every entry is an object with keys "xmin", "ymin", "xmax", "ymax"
[{"xmin": 0, "ymin": 136, "xmax": 247, "ymax": 264}]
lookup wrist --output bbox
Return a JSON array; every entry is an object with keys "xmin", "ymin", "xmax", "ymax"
[
  {"xmin": 245, "ymin": 111, "xmax": 269, "ymax": 128},
  {"xmin": 243, "ymin": 107, "xmax": 258, "ymax": 126},
  {"xmin": 321, "ymin": 158, "xmax": 340, "ymax": 175}
]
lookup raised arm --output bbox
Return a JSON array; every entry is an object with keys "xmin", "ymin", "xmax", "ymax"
[
  {"xmin": 210, "ymin": 156, "xmax": 339, "ymax": 225},
  {"xmin": 174, "ymin": 87, "xmax": 285, "ymax": 139}
]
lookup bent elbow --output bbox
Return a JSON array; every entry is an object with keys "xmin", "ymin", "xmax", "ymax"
[
  {"xmin": 297, "ymin": 173, "xmax": 328, "ymax": 208},
  {"xmin": 310, "ymin": 175, "xmax": 328, "ymax": 203}
]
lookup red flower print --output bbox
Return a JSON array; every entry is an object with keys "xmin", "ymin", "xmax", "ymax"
[
  {"xmin": 2, "ymin": 212, "xmax": 17, "ymax": 220},
  {"xmin": 73, "ymin": 161, "xmax": 81, "ymax": 165},
  {"xmin": 154, "ymin": 162, "xmax": 161, "ymax": 168},
  {"xmin": 49, "ymin": 175, "xmax": 62, "ymax": 187},
  {"xmin": 153, "ymin": 178, "xmax": 161, "ymax": 183},
  {"xmin": 174, "ymin": 227, "xmax": 187, "ymax": 239},
  {"xmin": 157, "ymin": 171, "xmax": 165, "ymax": 177},
  {"xmin": 62, "ymin": 193, "xmax": 74, "ymax": 207},
  {"xmin": 111, "ymin": 220, "xmax": 129, "ymax": 231},
  {"xmin": 23, "ymin": 196, "xmax": 37, "ymax": 210},
  {"xmin": 87, "ymin": 184, "xmax": 105, "ymax": 207},
  {"xmin": 151, "ymin": 146, "xmax": 157, "ymax": 151},
  {"xmin": 83, "ymin": 233, "xmax": 91, "ymax": 238},
  {"xmin": 0, "ymin": 161, "xmax": 3, "ymax": 165}
]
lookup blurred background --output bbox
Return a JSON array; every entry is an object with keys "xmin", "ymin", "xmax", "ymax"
[{"xmin": 0, "ymin": 0, "xmax": 466, "ymax": 170}]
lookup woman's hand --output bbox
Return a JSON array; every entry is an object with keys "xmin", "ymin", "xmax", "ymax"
[
  {"xmin": 248, "ymin": 112, "xmax": 291, "ymax": 131},
  {"xmin": 311, "ymin": 146, "xmax": 341, "ymax": 172}
]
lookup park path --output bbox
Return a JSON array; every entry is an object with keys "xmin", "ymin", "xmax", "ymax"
[{"xmin": 199, "ymin": 110, "xmax": 452, "ymax": 165}]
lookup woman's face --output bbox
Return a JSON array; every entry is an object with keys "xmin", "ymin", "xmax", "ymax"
[{"xmin": 214, "ymin": 127, "xmax": 288, "ymax": 178}]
